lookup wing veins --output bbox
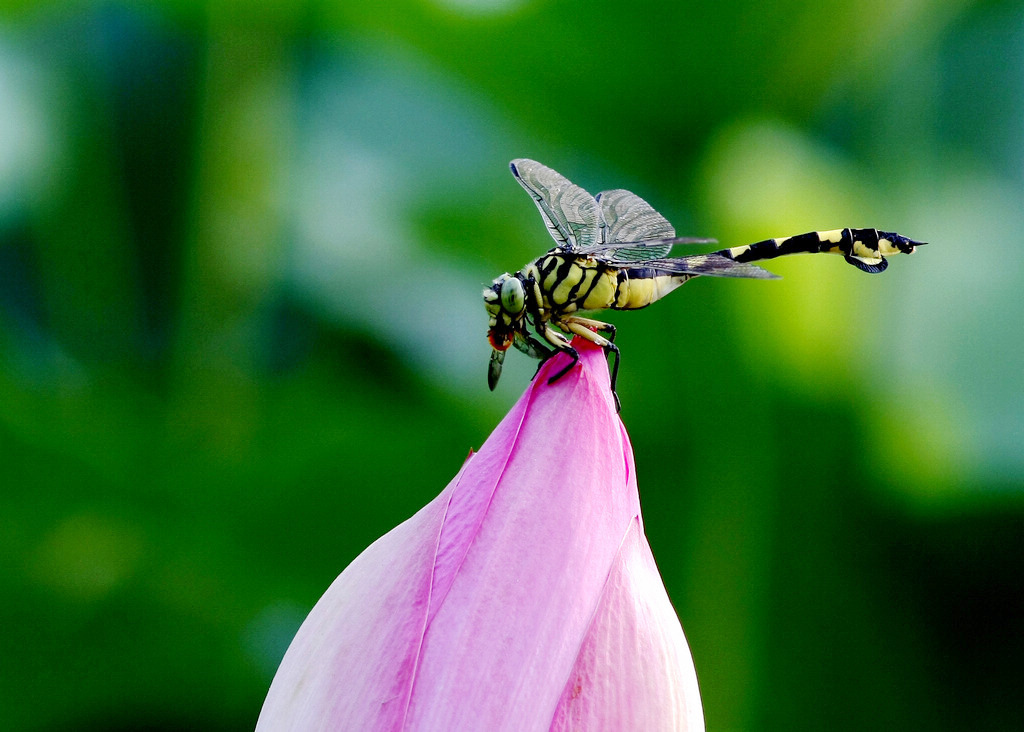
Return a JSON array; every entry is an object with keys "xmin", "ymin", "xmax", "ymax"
[
  {"xmin": 634, "ymin": 253, "xmax": 779, "ymax": 279},
  {"xmin": 510, "ymin": 159, "xmax": 601, "ymax": 251},
  {"xmin": 573, "ymin": 236, "xmax": 719, "ymax": 263}
]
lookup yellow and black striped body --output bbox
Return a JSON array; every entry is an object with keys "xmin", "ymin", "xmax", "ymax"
[
  {"xmin": 717, "ymin": 228, "xmax": 920, "ymax": 274},
  {"xmin": 485, "ymin": 157, "xmax": 925, "ymax": 410},
  {"xmin": 485, "ymin": 227, "xmax": 922, "ymax": 411},
  {"xmin": 528, "ymin": 253, "xmax": 690, "ymax": 316}
]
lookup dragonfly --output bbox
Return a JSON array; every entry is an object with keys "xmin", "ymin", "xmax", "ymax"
[{"xmin": 484, "ymin": 158, "xmax": 925, "ymax": 410}]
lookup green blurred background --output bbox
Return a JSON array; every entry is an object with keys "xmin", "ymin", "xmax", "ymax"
[{"xmin": 1, "ymin": 0, "xmax": 1021, "ymax": 729}]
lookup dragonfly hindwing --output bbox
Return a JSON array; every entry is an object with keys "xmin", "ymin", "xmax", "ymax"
[{"xmin": 595, "ymin": 188, "xmax": 675, "ymax": 252}]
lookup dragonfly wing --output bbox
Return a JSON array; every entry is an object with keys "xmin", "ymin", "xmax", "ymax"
[
  {"xmin": 595, "ymin": 188, "xmax": 676, "ymax": 257},
  {"xmin": 643, "ymin": 253, "xmax": 780, "ymax": 279},
  {"xmin": 573, "ymin": 236, "xmax": 719, "ymax": 263},
  {"xmin": 510, "ymin": 159, "xmax": 602, "ymax": 251}
]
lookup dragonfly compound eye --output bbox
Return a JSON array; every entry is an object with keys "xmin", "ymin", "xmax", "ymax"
[{"xmin": 500, "ymin": 276, "xmax": 526, "ymax": 315}]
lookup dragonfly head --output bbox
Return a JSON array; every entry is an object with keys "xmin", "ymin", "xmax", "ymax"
[
  {"xmin": 483, "ymin": 273, "xmax": 528, "ymax": 389},
  {"xmin": 483, "ymin": 273, "xmax": 528, "ymax": 345}
]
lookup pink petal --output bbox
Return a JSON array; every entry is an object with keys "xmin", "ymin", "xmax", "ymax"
[
  {"xmin": 550, "ymin": 518, "xmax": 704, "ymax": 730},
  {"xmin": 257, "ymin": 340, "xmax": 703, "ymax": 731}
]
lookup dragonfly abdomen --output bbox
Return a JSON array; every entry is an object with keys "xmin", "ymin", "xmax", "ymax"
[
  {"xmin": 717, "ymin": 228, "xmax": 920, "ymax": 274},
  {"xmin": 611, "ymin": 267, "xmax": 693, "ymax": 311}
]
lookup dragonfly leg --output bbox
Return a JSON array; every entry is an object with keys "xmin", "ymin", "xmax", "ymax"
[
  {"xmin": 566, "ymin": 314, "xmax": 617, "ymax": 342},
  {"xmin": 524, "ymin": 275, "xmax": 548, "ymax": 325},
  {"xmin": 523, "ymin": 333, "xmax": 553, "ymax": 360},
  {"xmin": 536, "ymin": 321, "xmax": 578, "ymax": 384},
  {"xmin": 546, "ymin": 348, "xmax": 579, "ymax": 384},
  {"xmin": 564, "ymin": 318, "xmax": 622, "ymax": 412},
  {"xmin": 525, "ymin": 335, "xmax": 555, "ymax": 379}
]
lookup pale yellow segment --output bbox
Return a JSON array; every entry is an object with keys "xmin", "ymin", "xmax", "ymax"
[
  {"xmin": 574, "ymin": 267, "xmax": 599, "ymax": 303},
  {"xmin": 852, "ymin": 239, "xmax": 878, "ymax": 258},
  {"xmin": 620, "ymin": 274, "xmax": 688, "ymax": 310},
  {"xmin": 565, "ymin": 320, "xmax": 611, "ymax": 347},
  {"xmin": 622, "ymin": 277, "xmax": 657, "ymax": 309},
  {"xmin": 551, "ymin": 263, "xmax": 586, "ymax": 306},
  {"xmin": 727, "ymin": 244, "xmax": 751, "ymax": 258},
  {"xmin": 540, "ymin": 257, "xmax": 560, "ymax": 294},
  {"xmin": 877, "ymin": 237, "xmax": 898, "ymax": 255},
  {"xmin": 580, "ymin": 270, "xmax": 618, "ymax": 311},
  {"xmin": 541, "ymin": 323, "xmax": 571, "ymax": 348},
  {"xmin": 817, "ymin": 229, "xmax": 845, "ymax": 243},
  {"xmin": 773, "ymin": 236, "xmax": 791, "ymax": 247}
]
